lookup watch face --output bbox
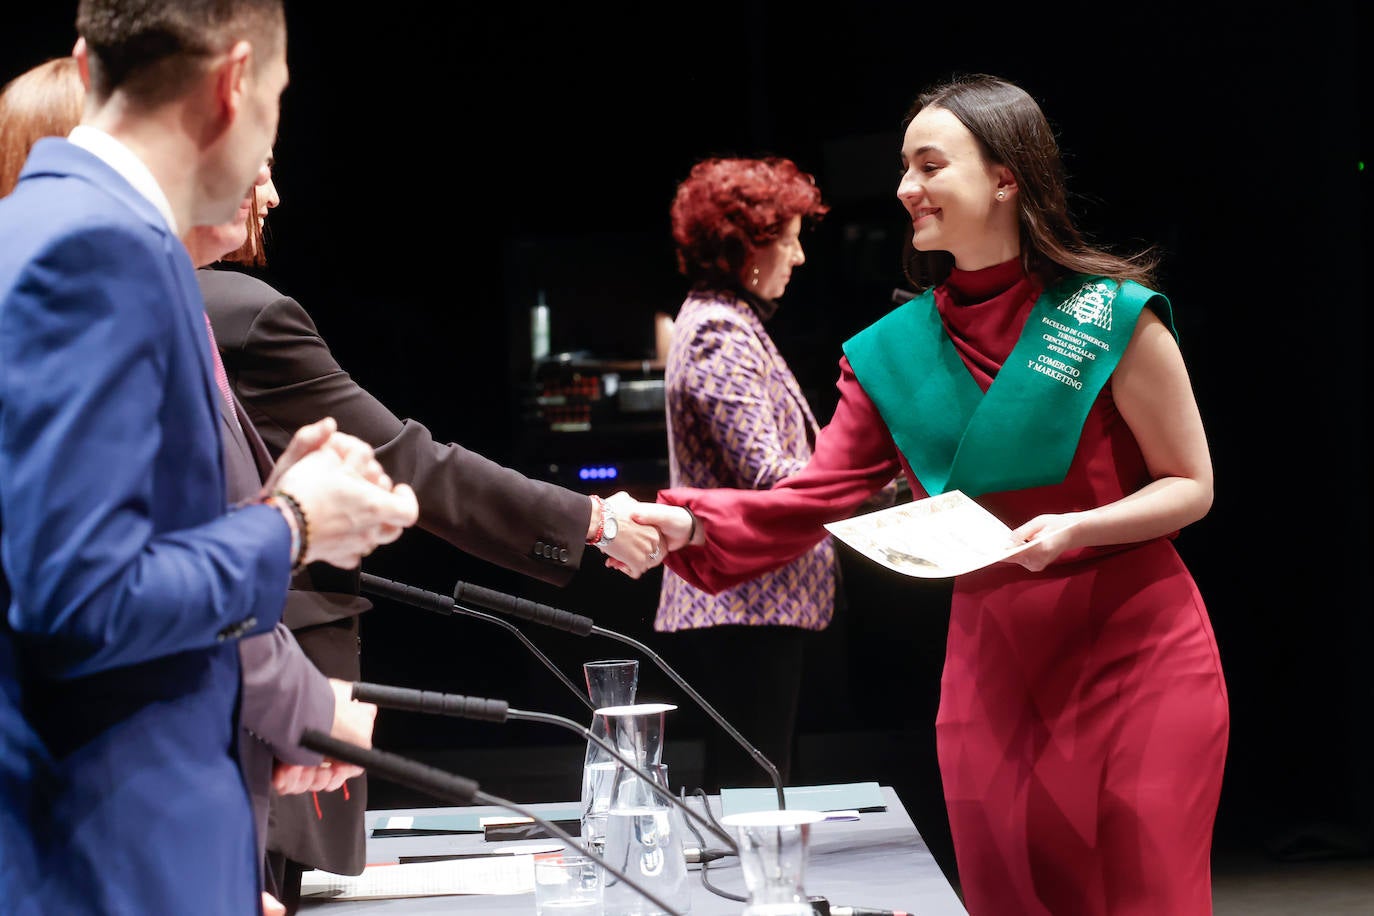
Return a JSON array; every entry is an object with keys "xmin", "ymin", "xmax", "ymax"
[{"xmin": 603, "ymin": 513, "xmax": 618, "ymax": 541}]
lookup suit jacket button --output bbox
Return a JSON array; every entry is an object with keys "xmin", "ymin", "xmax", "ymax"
[
  {"xmin": 533, "ymin": 540, "xmax": 545, "ymax": 556},
  {"xmin": 216, "ymin": 616, "xmax": 257, "ymax": 641},
  {"xmin": 542, "ymin": 544, "xmax": 554, "ymax": 558},
  {"xmin": 559, "ymin": 548, "xmax": 569, "ymax": 563}
]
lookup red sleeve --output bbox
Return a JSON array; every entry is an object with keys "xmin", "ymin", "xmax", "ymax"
[{"xmin": 659, "ymin": 357, "xmax": 903, "ymax": 594}]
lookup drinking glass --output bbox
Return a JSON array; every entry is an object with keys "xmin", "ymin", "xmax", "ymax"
[
  {"xmin": 533, "ymin": 847, "xmax": 604, "ymax": 915},
  {"xmin": 721, "ymin": 809, "xmax": 826, "ymax": 916}
]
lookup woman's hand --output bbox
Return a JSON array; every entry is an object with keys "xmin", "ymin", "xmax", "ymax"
[{"xmin": 1005, "ymin": 512, "xmax": 1082, "ymax": 572}]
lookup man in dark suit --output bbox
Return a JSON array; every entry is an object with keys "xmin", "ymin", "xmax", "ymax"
[
  {"xmin": 0, "ymin": 3, "xmax": 418, "ymax": 912},
  {"xmin": 198, "ymin": 158, "xmax": 667, "ymax": 910},
  {"xmin": 185, "ymin": 172, "xmax": 384, "ymax": 910}
]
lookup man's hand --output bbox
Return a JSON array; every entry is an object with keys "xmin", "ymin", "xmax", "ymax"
[
  {"xmin": 258, "ymin": 416, "xmax": 337, "ymax": 497},
  {"xmin": 269, "ymin": 419, "xmax": 420, "ymax": 569},
  {"xmin": 327, "ymin": 677, "xmax": 377, "ymax": 747},
  {"xmin": 272, "ymin": 679, "xmax": 375, "ymax": 795},
  {"xmin": 322, "ymin": 429, "xmax": 394, "ymax": 489}
]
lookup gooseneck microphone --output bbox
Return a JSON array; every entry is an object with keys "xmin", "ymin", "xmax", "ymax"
[
  {"xmin": 300, "ymin": 730, "xmax": 686, "ymax": 916},
  {"xmin": 351, "ymin": 680, "xmax": 738, "ymax": 855},
  {"xmin": 358, "ymin": 573, "xmax": 592, "ymax": 713},
  {"xmin": 450, "ymin": 577, "xmax": 788, "ymax": 811},
  {"xmin": 301, "ymin": 729, "xmax": 479, "ymax": 804},
  {"xmin": 358, "ymin": 572, "xmax": 786, "ymax": 810},
  {"xmin": 452, "ymin": 579, "xmax": 594, "ymax": 636}
]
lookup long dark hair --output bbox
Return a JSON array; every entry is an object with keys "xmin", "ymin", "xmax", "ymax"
[{"xmin": 901, "ymin": 74, "xmax": 1158, "ymax": 291}]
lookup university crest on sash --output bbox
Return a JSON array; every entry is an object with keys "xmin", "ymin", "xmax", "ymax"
[{"xmin": 1057, "ymin": 280, "xmax": 1116, "ymax": 331}]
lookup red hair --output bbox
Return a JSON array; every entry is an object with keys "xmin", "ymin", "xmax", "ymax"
[{"xmin": 670, "ymin": 157, "xmax": 828, "ymax": 292}]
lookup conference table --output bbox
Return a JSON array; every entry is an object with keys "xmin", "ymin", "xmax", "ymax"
[{"xmin": 297, "ymin": 785, "xmax": 967, "ymax": 914}]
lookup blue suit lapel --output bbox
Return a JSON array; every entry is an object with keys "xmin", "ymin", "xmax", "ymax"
[{"xmin": 23, "ymin": 139, "xmax": 230, "ymax": 483}]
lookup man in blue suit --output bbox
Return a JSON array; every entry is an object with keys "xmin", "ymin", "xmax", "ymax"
[{"xmin": 0, "ymin": 2, "xmax": 419, "ymax": 913}]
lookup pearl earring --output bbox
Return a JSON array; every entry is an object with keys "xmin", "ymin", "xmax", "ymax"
[
  {"xmin": 750, "ymin": 266, "xmax": 760, "ymax": 288},
  {"xmin": 996, "ymin": 190, "xmax": 1007, "ymax": 200}
]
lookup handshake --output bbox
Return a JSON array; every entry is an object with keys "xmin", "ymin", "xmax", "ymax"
[
  {"xmin": 589, "ymin": 491, "xmax": 698, "ymax": 580},
  {"xmin": 259, "ymin": 421, "xmax": 700, "ymax": 584}
]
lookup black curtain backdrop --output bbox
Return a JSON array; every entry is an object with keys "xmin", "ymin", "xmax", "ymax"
[{"xmin": 5, "ymin": 0, "xmax": 1367, "ymax": 885}]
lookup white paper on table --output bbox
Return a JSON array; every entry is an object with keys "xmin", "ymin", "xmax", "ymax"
[
  {"xmin": 824, "ymin": 489, "xmax": 1049, "ymax": 578},
  {"xmin": 300, "ymin": 853, "xmax": 536, "ymax": 900}
]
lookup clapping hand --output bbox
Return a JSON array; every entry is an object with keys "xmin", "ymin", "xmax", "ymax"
[{"xmin": 265, "ymin": 417, "xmax": 420, "ymax": 570}]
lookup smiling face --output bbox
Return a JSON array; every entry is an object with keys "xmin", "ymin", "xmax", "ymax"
[
  {"xmin": 254, "ymin": 157, "xmax": 279, "ymax": 235},
  {"xmin": 183, "ymin": 158, "xmax": 272, "ymax": 267},
  {"xmin": 746, "ymin": 215, "xmax": 805, "ymax": 300},
  {"xmin": 897, "ymin": 105, "xmax": 1019, "ymax": 270},
  {"xmin": 244, "ymin": 152, "xmax": 280, "ymax": 258}
]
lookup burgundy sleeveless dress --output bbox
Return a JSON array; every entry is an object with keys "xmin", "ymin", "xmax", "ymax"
[{"xmin": 661, "ymin": 258, "xmax": 1229, "ymax": 915}]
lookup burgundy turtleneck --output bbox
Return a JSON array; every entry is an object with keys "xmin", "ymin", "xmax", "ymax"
[{"xmin": 934, "ymin": 257, "xmax": 1043, "ymax": 385}]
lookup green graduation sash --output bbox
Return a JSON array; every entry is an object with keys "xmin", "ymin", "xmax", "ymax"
[{"xmin": 843, "ymin": 274, "xmax": 1174, "ymax": 498}]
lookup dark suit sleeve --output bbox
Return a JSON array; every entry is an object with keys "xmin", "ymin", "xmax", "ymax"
[
  {"xmin": 206, "ymin": 271, "xmax": 591, "ymax": 585},
  {"xmin": 238, "ymin": 624, "xmax": 331, "ymax": 766}
]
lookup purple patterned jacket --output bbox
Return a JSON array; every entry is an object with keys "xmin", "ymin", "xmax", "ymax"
[{"xmin": 655, "ymin": 291, "xmax": 835, "ymax": 632}]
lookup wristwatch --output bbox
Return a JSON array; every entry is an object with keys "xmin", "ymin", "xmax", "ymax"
[
  {"xmin": 596, "ymin": 502, "xmax": 618, "ymax": 548},
  {"xmin": 587, "ymin": 495, "xmax": 619, "ymax": 548}
]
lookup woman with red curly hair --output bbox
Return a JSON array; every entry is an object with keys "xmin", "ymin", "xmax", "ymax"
[{"xmin": 655, "ymin": 157, "xmax": 894, "ymax": 792}]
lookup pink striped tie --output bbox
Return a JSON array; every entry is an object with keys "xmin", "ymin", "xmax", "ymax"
[{"xmin": 204, "ymin": 312, "xmax": 240, "ymax": 428}]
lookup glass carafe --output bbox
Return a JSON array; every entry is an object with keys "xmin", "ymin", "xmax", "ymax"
[
  {"xmin": 721, "ymin": 809, "xmax": 825, "ymax": 916},
  {"xmin": 580, "ymin": 659, "xmax": 639, "ymax": 853},
  {"xmin": 599, "ymin": 703, "xmax": 690, "ymax": 915}
]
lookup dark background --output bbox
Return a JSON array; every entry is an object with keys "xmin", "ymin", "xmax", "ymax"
[{"xmin": 5, "ymin": 0, "xmax": 1366, "ymax": 891}]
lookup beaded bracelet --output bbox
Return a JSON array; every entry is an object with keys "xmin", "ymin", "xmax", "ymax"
[
  {"xmin": 262, "ymin": 496, "xmax": 299, "ymax": 569},
  {"xmin": 586, "ymin": 495, "xmax": 606, "ymax": 546},
  {"xmin": 267, "ymin": 489, "xmax": 310, "ymax": 573}
]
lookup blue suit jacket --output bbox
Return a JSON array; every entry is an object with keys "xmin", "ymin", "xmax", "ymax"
[{"xmin": 0, "ymin": 138, "xmax": 293, "ymax": 913}]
